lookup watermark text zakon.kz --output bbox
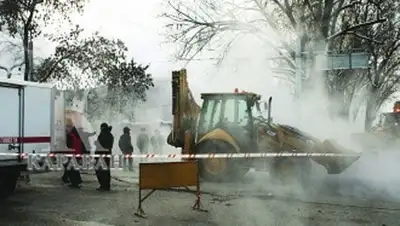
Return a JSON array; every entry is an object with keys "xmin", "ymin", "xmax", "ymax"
[{"xmin": 27, "ymin": 155, "xmax": 134, "ymax": 171}]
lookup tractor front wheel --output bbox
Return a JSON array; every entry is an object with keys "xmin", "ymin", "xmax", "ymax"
[
  {"xmin": 198, "ymin": 140, "xmax": 249, "ymax": 182},
  {"xmin": 269, "ymin": 156, "xmax": 311, "ymax": 188}
]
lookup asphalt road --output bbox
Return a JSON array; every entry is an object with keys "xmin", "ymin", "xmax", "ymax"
[{"xmin": 1, "ymin": 151, "xmax": 400, "ymax": 226}]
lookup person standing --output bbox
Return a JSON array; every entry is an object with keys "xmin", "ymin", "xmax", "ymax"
[
  {"xmin": 118, "ymin": 127, "xmax": 134, "ymax": 171},
  {"xmin": 150, "ymin": 129, "xmax": 164, "ymax": 154},
  {"xmin": 67, "ymin": 126, "xmax": 83, "ymax": 188},
  {"xmin": 77, "ymin": 127, "xmax": 96, "ymax": 154},
  {"xmin": 136, "ymin": 127, "xmax": 149, "ymax": 154},
  {"xmin": 62, "ymin": 126, "xmax": 73, "ymax": 183},
  {"xmin": 157, "ymin": 130, "xmax": 165, "ymax": 152},
  {"xmin": 95, "ymin": 123, "xmax": 114, "ymax": 191}
]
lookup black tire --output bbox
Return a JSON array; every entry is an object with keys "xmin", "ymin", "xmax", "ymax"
[
  {"xmin": 197, "ymin": 140, "xmax": 249, "ymax": 182},
  {"xmin": 269, "ymin": 156, "xmax": 311, "ymax": 188},
  {"xmin": 0, "ymin": 171, "xmax": 20, "ymax": 200}
]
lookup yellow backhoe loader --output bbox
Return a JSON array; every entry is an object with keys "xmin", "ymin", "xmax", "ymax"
[{"xmin": 167, "ymin": 69, "xmax": 360, "ymax": 184}]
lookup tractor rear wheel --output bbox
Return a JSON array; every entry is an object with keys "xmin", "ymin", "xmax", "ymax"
[
  {"xmin": 269, "ymin": 156, "xmax": 311, "ymax": 188},
  {"xmin": 198, "ymin": 140, "xmax": 249, "ymax": 182}
]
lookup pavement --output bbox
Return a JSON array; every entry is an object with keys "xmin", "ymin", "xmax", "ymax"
[{"xmin": 2, "ymin": 151, "xmax": 400, "ymax": 225}]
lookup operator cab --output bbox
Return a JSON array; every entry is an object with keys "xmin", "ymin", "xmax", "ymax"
[
  {"xmin": 196, "ymin": 89, "xmax": 264, "ymax": 148},
  {"xmin": 198, "ymin": 90, "xmax": 258, "ymax": 130}
]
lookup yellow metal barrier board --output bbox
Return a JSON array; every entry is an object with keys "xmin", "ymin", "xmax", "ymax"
[{"xmin": 139, "ymin": 161, "xmax": 198, "ymax": 189}]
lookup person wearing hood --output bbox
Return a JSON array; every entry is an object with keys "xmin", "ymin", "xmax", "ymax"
[
  {"xmin": 94, "ymin": 123, "xmax": 114, "ymax": 191},
  {"xmin": 62, "ymin": 124, "xmax": 73, "ymax": 183},
  {"xmin": 119, "ymin": 127, "xmax": 134, "ymax": 171},
  {"xmin": 66, "ymin": 126, "xmax": 84, "ymax": 188}
]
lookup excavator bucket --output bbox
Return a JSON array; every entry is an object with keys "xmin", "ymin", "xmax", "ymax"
[{"xmin": 311, "ymin": 139, "xmax": 361, "ymax": 174}]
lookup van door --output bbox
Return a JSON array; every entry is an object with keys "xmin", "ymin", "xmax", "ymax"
[
  {"xmin": 0, "ymin": 84, "xmax": 23, "ymax": 162},
  {"xmin": 52, "ymin": 88, "xmax": 66, "ymax": 150}
]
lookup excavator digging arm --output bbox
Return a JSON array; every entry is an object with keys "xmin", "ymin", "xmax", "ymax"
[{"xmin": 168, "ymin": 69, "xmax": 201, "ymax": 148}]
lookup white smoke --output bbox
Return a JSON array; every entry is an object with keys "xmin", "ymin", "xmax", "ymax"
[{"xmin": 173, "ymin": 19, "xmax": 400, "ymax": 226}]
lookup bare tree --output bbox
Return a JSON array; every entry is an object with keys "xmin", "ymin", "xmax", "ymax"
[
  {"xmin": 163, "ymin": 0, "xmax": 384, "ymax": 71},
  {"xmin": 346, "ymin": 1, "xmax": 400, "ymax": 129},
  {"xmin": 0, "ymin": 33, "xmax": 24, "ymax": 78},
  {"xmin": 162, "ymin": 0, "xmax": 387, "ymax": 120},
  {"xmin": 0, "ymin": 0, "xmax": 88, "ymax": 81}
]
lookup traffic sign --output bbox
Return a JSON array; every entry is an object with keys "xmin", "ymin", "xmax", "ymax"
[{"xmin": 317, "ymin": 52, "xmax": 369, "ymax": 70}]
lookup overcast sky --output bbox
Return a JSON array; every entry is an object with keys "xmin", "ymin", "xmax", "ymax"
[
  {"xmin": 65, "ymin": 0, "xmax": 285, "ymax": 97},
  {"xmin": 75, "ymin": 0, "xmax": 175, "ymax": 76},
  {"xmin": 0, "ymin": 0, "xmax": 393, "ymax": 116}
]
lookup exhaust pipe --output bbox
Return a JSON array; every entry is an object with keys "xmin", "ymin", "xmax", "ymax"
[{"xmin": 268, "ymin": 96, "xmax": 272, "ymax": 123}]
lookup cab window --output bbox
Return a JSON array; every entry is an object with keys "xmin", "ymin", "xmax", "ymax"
[
  {"xmin": 211, "ymin": 100, "xmax": 222, "ymax": 128},
  {"xmin": 237, "ymin": 99, "xmax": 250, "ymax": 126},
  {"xmin": 199, "ymin": 100, "xmax": 212, "ymax": 133},
  {"xmin": 223, "ymin": 99, "xmax": 235, "ymax": 123},
  {"xmin": 199, "ymin": 99, "xmax": 222, "ymax": 132},
  {"xmin": 222, "ymin": 98, "xmax": 249, "ymax": 126}
]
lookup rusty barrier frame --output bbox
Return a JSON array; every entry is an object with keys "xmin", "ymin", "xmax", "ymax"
[{"xmin": 135, "ymin": 160, "xmax": 207, "ymax": 218}]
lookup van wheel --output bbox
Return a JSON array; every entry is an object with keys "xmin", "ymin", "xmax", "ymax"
[
  {"xmin": 0, "ymin": 171, "xmax": 19, "ymax": 200},
  {"xmin": 198, "ymin": 140, "xmax": 249, "ymax": 182}
]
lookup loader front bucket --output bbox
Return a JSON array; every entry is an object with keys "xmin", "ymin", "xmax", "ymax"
[{"xmin": 311, "ymin": 139, "xmax": 361, "ymax": 174}]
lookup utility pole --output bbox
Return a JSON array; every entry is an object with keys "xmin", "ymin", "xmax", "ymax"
[{"xmin": 294, "ymin": 36, "xmax": 302, "ymax": 97}]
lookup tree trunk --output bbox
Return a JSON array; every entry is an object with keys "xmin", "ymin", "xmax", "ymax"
[
  {"xmin": 364, "ymin": 90, "xmax": 378, "ymax": 131},
  {"xmin": 23, "ymin": 28, "xmax": 30, "ymax": 81}
]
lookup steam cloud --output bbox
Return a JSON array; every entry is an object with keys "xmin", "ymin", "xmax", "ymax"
[
  {"xmin": 67, "ymin": 17, "xmax": 397, "ymax": 226},
  {"xmin": 179, "ymin": 27, "xmax": 400, "ymax": 225}
]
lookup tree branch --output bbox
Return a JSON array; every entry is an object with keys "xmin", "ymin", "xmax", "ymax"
[
  {"xmin": 340, "ymin": 1, "xmax": 362, "ymax": 12},
  {"xmin": 271, "ymin": 0, "xmax": 297, "ymax": 28},
  {"xmin": 0, "ymin": 60, "xmax": 24, "ymax": 78},
  {"xmin": 38, "ymin": 52, "xmax": 74, "ymax": 82},
  {"xmin": 326, "ymin": 18, "xmax": 387, "ymax": 41},
  {"xmin": 0, "ymin": 65, "xmax": 8, "ymax": 73},
  {"xmin": 348, "ymin": 31, "xmax": 383, "ymax": 44},
  {"xmin": 304, "ymin": 0, "xmax": 317, "ymax": 21},
  {"xmin": 330, "ymin": 0, "xmax": 346, "ymax": 36}
]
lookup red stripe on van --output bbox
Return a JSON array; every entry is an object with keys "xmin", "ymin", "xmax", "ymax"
[{"xmin": 0, "ymin": 136, "xmax": 51, "ymax": 144}]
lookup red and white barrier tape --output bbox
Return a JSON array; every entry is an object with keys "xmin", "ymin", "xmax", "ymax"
[{"xmin": 0, "ymin": 152, "xmax": 361, "ymax": 159}]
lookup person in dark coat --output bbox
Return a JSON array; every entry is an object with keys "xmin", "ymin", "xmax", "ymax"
[
  {"xmin": 119, "ymin": 127, "xmax": 134, "ymax": 171},
  {"xmin": 67, "ymin": 126, "xmax": 84, "ymax": 188},
  {"xmin": 94, "ymin": 123, "xmax": 114, "ymax": 191},
  {"xmin": 136, "ymin": 128, "xmax": 149, "ymax": 154},
  {"xmin": 61, "ymin": 128, "xmax": 73, "ymax": 183}
]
